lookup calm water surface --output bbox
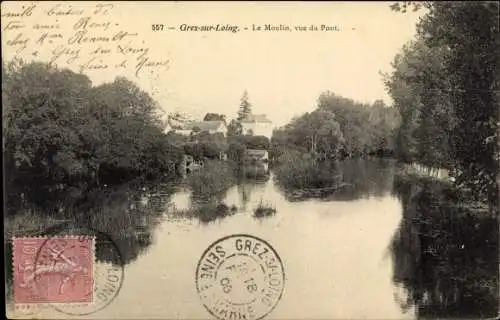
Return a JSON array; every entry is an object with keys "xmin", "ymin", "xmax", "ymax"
[{"xmin": 6, "ymin": 160, "xmax": 498, "ymax": 319}]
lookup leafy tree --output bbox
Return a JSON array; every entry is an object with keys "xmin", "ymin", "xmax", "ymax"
[
  {"xmin": 185, "ymin": 132, "xmax": 228, "ymax": 160},
  {"xmin": 227, "ymin": 136, "xmax": 247, "ymax": 163},
  {"xmin": 165, "ymin": 132, "xmax": 188, "ymax": 147},
  {"xmin": 227, "ymin": 119, "xmax": 242, "ymax": 136},
  {"xmin": 384, "ymin": 39, "xmax": 455, "ymax": 167},
  {"xmin": 242, "ymin": 135, "xmax": 270, "ymax": 150},
  {"xmin": 273, "ymin": 91, "xmax": 401, "ymax": 161},
  {"xmin": 282, "ymin": 91, "xmax": 398, "ymax": 158},
  {"xmin": 389, "ymin": 1, "xmax": 499, "ymax": 209},
  {"xmin": 3, "ymin": 61, "xmax": 183, "ymax": 211}
]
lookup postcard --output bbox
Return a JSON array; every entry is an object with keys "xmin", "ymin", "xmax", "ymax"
[{"xmin": 3, "ymin": 1, "xmax": 498, "ymax": 319}]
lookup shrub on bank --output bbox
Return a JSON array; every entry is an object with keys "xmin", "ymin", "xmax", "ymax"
[
  {"xmin": 186, "ymin": 161, "xmax": 236, "ymax": 198},
  {"xmin": 274, "ymin": 154, "xmax": 342, "ymax": 190}
]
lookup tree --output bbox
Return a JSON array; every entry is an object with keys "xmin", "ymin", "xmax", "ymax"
[
  {"xmin": 227, "ymin": 119, "xmax": 242, "ymax": 136},
  {"xmin": 315, "ymin": 92, "xmax": 398, "ymax": 156},
  {"xmin": 282, "ymin": 108, "xmax": 344, "ymax": 156},
  {"xmin": 227, "ymin": 136, "xmax": 247, "ymax": 163},
  {"xmin": 272, "ymin": 91, "xmax": 400, "ymax": 159},
  {"xmin": 237, "ymin": 90, "xmax": 252, "ymax": 121},
  {"xmin": 384, "ymin": 38, "xmax": 456, "ymax": 166},
  {"xmin": 3, "ymin": 61, "xmax": 183, "ymax": 211},
  {"xmin": 242, "ymin": 135, "xmax": 270, "ymax": 150},
  {"xmin": 390, "ymin": 1, "xmax": 499, "ymax": 209},
  {"xmin": 165, "ymin": 132, "xmax": 188, "ymax": 148}
]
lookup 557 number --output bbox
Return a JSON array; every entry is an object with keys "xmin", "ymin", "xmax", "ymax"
[{"xmin": 152, "ymin": 24, "xmax": 164, "ymax": 31}]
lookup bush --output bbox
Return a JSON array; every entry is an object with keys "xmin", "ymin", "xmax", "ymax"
[
  {"xmin": 274, "ymin": 154, "xmax": 341, "ymax": 190},
  {"xmin": 227, "ymin": 137, "xmax": 247, "ymax": 163},
  {"xmin": 227, "ymin": 135, "xmax": 270, "ymax": 163},
  {"xmin": 184, "ymin": 132, "xmax": 227, "ymax": 160},
  {"xmin": 186, "ymin": 161, "xmax": 236, "ymax": 199},
  {"xmin": 243, "ymin": 135, "xmax": 270, "ymax": 150}
]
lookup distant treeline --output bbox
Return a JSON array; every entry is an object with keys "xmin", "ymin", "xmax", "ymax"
[
  {"xmin": 270, "ymin": 92, "xmax": 400, "ymax": 161},
  {"xmin": 273, "ymin": 2, "xmax": 499, "ymax": 208}
]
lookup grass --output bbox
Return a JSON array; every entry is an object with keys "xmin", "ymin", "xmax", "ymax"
[
  {"xmin": 253, "ymin": 199, "xmax": 277, "ymax": 218},
  {"xmin": 173, "ymin": 202, "xmax": 238, "ymax": 223},
  {"xmin": 4, "ymin": 210, "xmax": 64, "ymax": 240}
]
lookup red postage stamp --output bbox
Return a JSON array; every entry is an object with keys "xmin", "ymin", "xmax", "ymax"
[{"xmin": 13, "ymin": 236, "xmax": 94, "ymax": 305}]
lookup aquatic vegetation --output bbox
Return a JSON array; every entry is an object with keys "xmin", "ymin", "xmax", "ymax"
[
  {"xmin": 253, "ymin": 200, "xmax": 276, "ymax": 218},
  {"xmin": 173, "ymin": 202, "xmax": 237, "ymax": 223},
  {"xmin": 186, "ymin": 161, "xmax": 236, "ymax": 198}
]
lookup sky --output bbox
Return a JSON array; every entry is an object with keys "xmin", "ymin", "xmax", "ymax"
[{"xmin": 1, "ymin": 1, "xmax": 424, "ymax": 127}]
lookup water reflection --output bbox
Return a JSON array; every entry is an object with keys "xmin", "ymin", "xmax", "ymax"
[
  {"xmin": 168, "ymin": 200, "xmax": 238, "ymax": 224},
  {"xmin": 238, "ymin": 162, "xmax": 270, "ymax": 180},
  {"xmin": 274, "ymin": 158, "xmax": 396, "ymax": 201},
  {"xmin": 237, "ymin": 176, "xmax": 270, "ymax": 210},
  {"xmin": 390, "ymin": 176, "xmax": 499, "ymax": 318},
  {"xmin": 5, "ymin": 180, "xmax": 178, "ymax": 303},
  {"xmin": 6, "ymin": 159, "xmax": 498, "ymax": 319}
]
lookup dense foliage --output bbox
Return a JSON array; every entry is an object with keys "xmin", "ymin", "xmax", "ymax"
[
  {"xmin": 227, "ymin": 135, "xmax": 270, "ymax": 163},
  {"xmin": 273, "ymin": 152, "xmax": 341, "ymax": 190},
  {"xmin": 186, "ymin": 160, "xmax": 236, "ymax": 201},
  {"xmin": 3, "ymin": 61, "xmax": 183, "ymax": 210},
  {"xmin": 385, "ymin": 1, "xmax": 499, "ymax": 207},
  {"xmin": 271, "ymin": 92, "xmax": 400, "ymax": 161},
  {"xmin": 186, "ymin": 132, "xmax": 227, "ymax": 160}
]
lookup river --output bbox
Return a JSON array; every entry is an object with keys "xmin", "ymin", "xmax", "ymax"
[{"xmin": 5, "ymin": 159, "xmax": 498, "ymax": 319}]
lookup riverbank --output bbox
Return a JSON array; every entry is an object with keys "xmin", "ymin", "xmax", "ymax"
[
  {"xmin": 390, "ymin": 170, "xmax": 498, "ymax": 317},
  {"xmin": 4, "ymin": 158, "xmax": 390, "ymax": 237},
  {"xmin": 4, "ymin": 160, "xmax": 247, "ymax": 237},
  {"xmin": 393, "ymin": 166, "xmax": 491, "ymax": 218}
]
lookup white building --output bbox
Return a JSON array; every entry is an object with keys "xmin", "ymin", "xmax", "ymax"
[{"xmin": 241, "ymin": 114, "xmax": 273, "ymax": 139}]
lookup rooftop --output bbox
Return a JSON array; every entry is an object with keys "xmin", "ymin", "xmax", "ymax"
[
  {"xmin": 191, "ymin": 120, "xmax": 226, "ymax": 131},
  {"xmin": 169, "ymin": 120, "xmax": 226, "ymax": 131},
  {"xmin": 241, "ymin": 114, "xmax": 272, "ymax": 123}
]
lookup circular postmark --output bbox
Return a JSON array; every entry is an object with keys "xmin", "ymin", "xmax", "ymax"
[
  {"xmin": 31, "ymin": 224, "xmax": 125, "ymax": 316},
  {"xmin": 196, "ymin": 234, "xmax": 285, "ymax": 320}
]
